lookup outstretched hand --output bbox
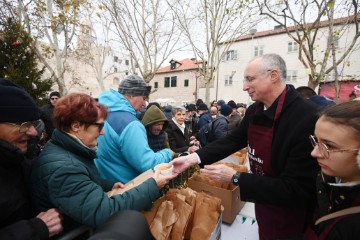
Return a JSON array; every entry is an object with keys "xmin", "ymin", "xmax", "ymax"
[
  {"xmin": 201, "ymin": 164, "xmax": 236, "ymax": 184},
  {"xmin": 170, "ymin": 153, "xmax": 198, "ymax": 174},
  {"xmin": 153, "ymin": 166, "xmax": 178, "ymax": 189}
]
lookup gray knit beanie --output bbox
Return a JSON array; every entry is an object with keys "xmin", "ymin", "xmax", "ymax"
[{"xmin": 118, "ymin": 75, "xmax": 151, "ymax": 97}]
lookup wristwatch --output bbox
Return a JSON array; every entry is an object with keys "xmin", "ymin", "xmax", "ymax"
[{"xmin": 231, "ymin": 172, "xmax": 241, "ymax": 186}]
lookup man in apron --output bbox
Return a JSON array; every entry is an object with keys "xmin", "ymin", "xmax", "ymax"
[{"xmin": 171, "ymin": 54, "xmax": 320, "ymax": 239}]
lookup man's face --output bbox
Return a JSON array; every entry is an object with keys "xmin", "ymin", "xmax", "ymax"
[
  {"xmin": 243, "ymin": 58, "xmax": 272, "ymax": 104},
  {"xmin": 0, "ymin": 122, "xmax": 38, "ymax": 153},
  {"xmin": 128, "ymin": 95, "xmax": 147, "ymax": 111},
  {"xmin": 149, "ymin": 121, "xmax": 165, "ymax": 136},
  {"xmin": 50, "ymin": 96, "xmax": 60, "ymax": 106}
]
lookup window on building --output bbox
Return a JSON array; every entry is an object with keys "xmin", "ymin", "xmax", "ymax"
[
  {"xmin": 254, "ymin": 45, "xmax": 264, "ymax": 56},
  {"xmin": 288, "ymin": 41, "xmax": 298, "ymax": 52},
  {"xmin": 114, "ymin": 67, "xmax": 118, "ymax": 73},
  {"xmin": 170, "ymin": 62, "xmax": 176, "ymax": 70},
  {"xmin": 113, "ymin": 77, "xmax": 119, "ymax": 85},
  {"xmin": 223, "ymin": 50, "xmax": 238, "ymax": 61},
  {"xmin": 125, "ymin": 71, "xmax": 129, "ymax": 75},
  {"xmin": 125, "ymin": 60, "xmax": 129, "ymax": 66},
  {"xmin": 224, "ymin": 75, "xmax": 233, "ymax": 86},
  {"xmin": 286, "ymin": 70, "xmax": 298, "ymax": 83},
  {"xmin": 164, "ymin": 77, "xmax": 170, "ymax": 87},
  {"xmin": 114, "ymin": 56, "xmax": 118, "ymax": 62},
  {"xmin": 171, "ymin": 76, "xmax": 177, "ymax": 87},
  {"xmin": 154, "ymin": 82, "xmax": 158, "ymax": 88},
  {"xmin": 184, "ymin": 79, "xmax": 189, "ymax": 87}
]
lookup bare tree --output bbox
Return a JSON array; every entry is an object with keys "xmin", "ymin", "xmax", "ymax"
[
  {"xmin": 168, "ymin": 0, "xmax": 260, "ymax": 104},
  {"xmin": 256, "ymin": 0, "xmax": 360, "ymax": 94},
  {"xmin": 17, "ymin": 0, "xmax": 90, "ymax": 95},
  {"xmin": 101, "ymin": 0, "xmax": 185, "ymax": 83}
]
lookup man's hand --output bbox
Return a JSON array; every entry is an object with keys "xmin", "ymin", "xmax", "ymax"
[
  {"xmin": 37, "ymin": 208, "xmax": 63, "ymax": 237},
  {"xmin": 152, "ymin": 167, "xmax": 178, "ymax": 189},
  {"xmin": 201, "ymin": 164, "xmax": 236, "ymax": 184},
  {"xmin": 170, "ymin": 153, "xmax": 198, "ymax": 174},
  {"xmin": 112, "ymin": 182, "xmax": 125, "ymax": 189}
]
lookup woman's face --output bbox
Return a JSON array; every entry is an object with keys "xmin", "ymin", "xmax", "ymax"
[
  {"xmin": 311, "ymin": 116, "xmax": 360, "ymax": 182},
  {"xmin": 173, "ymin": 110, "xmax": 186, "ymax": 125},
  {"xmin": 77, "ymin": 117, "xmax": 105, "ymax": 148}
]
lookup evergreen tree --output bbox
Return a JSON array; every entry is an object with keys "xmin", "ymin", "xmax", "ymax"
[{"xmin": 0, "ymin": 18, "xmax": 53, "ymax": 106}]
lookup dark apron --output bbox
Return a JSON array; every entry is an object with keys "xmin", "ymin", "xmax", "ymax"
[{"xmin": 248, "ymin": 89, "xmax": 307, "ymax": 239}]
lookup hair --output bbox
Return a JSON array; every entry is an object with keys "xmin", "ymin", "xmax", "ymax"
[
  {"xmin": 252, "ymin": 53, "xmax": 287, "ymax": 81},
  {"xmin": 171, "ymin": 106, "xmax": 186, "ymax": 116},
  {"xmin": 54, "ymin": 93, "xmax": 108, "ymax": 132},
  {"xmin": 320, "ymin": 100, "xmax": 360, "ymax": 141},
  {"xmin": 295, "ymin": 86, "xmax": 317, "ymax": 99}
]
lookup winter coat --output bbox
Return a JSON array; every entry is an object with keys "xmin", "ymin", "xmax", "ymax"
[
  {"xmin": 0, "ymin": 140, "xmax": 48, "ymax": 240},
  {"xmin": 209, "ymin": 115, "xmax": 229, "ymax": 143},
  {"xmin": 31, "ymin": 129, "xmax": 160, "ymax": 230},
  {"xmin": 196, "ymin": 85, "xmax": 320, "ymax": 238},
  {"xmin": 227, "ymin": 112, "xmax": 242, "ymax": 133},
  {"xmin": 309, "ymin": 172, "xmax": 360, "ymax": 239},
  {"xmin": 142, "ymin": 105, "xmax": 170, "ymax": 152},
  {"xmin": 166, "ymin": 119, "xmax": 190, "ymax": 153},
  {"xmin": 40, "ymin": 104, "xmax": 55, "ymax": 140},
  {"xmin": 198, "ymin": 111, "xmax": 212, "ymax": 129},
  {"xmin": 95, "ymin": 89, "xmax": 172, "ymax": 184}
]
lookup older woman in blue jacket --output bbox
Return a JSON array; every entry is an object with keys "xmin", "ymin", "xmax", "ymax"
[{"xmin": 31, "ymin": 93, "xmax": 175, "ymax": 233}]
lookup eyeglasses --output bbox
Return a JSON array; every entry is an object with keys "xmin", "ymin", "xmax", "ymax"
[
  {"xmin": 82, "ymin": 122, "xmax": 105, "ymax": 131},
  {"xmin": 243, "ymin": 70, "xmax": 273, "ymax": 83},
  {"xmin": 6, "ymin": 120, "xmax": 42, "ymax": 133},
  {"xmin": 309, "ymin": 135, "xmax": 360, "ymax": 159}
]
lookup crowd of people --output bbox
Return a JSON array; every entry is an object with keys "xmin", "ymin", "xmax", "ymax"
[{"xmin": 1, "ymin": 53, "xmax": 359, "ymax": 240}]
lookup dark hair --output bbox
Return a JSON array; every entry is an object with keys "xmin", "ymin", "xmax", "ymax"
[
  {"xmin": 147, "ymin": 102, "xmax": 161, "ymax": 110},
  {"xmin": 54, "ymin": 93, "xmax": 108, "ymax": 132},
  {"xmin": 320, "ymin": 100, "xmax": 360, "ymax": 140},
  {"xmin": 296, "ymin": 86, "xmax": 317, "ymax": 99}
]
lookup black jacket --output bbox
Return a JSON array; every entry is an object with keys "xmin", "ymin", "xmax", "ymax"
[
  {"xmin": 166, "ymin": 120, "xmax": 190, "ymax": 153},
  {"xmin": 40, "ymin": 104, "xmax": 55, "ymax": 140},
  {"xmin": 0, "ymin": 140, "xmax": 48, "ymax": 240}
]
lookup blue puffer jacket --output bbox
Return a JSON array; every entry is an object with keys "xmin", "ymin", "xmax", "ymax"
[
  {"xmin": 31, "ymin": 129, "xmax": 160, "ymax": 229},
  {"xmin": 95, "ymin": 89, "xmax": 172, "ymax": 183}
]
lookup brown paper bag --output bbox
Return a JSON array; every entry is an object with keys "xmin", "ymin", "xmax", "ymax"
[{"xmin": 150, "ymin": 200, "xmax": 178, "ymax": 240}]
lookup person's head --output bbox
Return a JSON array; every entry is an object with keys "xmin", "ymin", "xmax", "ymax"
[
  {"xmin": 310, "ymin": 101, "xmax": 360, "ymax": 182},
  {"xmin": 349, "ymin": 91, "xmax": 357, "ymax": 101},
  {"xmin": 295, "ymin": 86, "xmax": 317, "ymax": 99},
  {"xmin": 146, "ymin": 102, "xmax": 161, "ymax": 110},
  {"xmin": 197, "ymin": 103, "xmax": 209, "ymax": 115},
  {"xmin": 0, "ymin": 78, "xmax": 40, "ymax": 153},
  {"xmin": 49, "ymin": 91, "xmax": 61, "ymax": 106},
  {"xmin": 210, "ymin": 106, "xmax": 218, "ymax": 119},
  {"xmin": 54, "ymin": 93, "xmax": 108, "ymax": 148},
  {"xmin": 220, "ymin": 104, "xmax": 233, "ymax": 118},
  {"xmin": 210, "ymin": 100, "xmax": 218, "ymax": 107},
  {"xmin": 171, "ymin": 106, "xmax": 187, "ymax": 125},
  {"xmin": 217, "ymin": 99, "xmax": 225, "ymax": 109},
  {"xmin": 227, "ymin": 100, "xmax": 237, "ymax": 114},
  {"xmin": 243, "ymin": 53, "xmax": 287, "ymax": 108},
  {"xmin": 142, "ymin": 105, "xmax": 168, "ymax": 136},
  {"xmin": 118, "ymin": 75, "xmax": 151, "ymax": 111},
  {"xmin": 195, "ymin": 98, "xmax": 204, "ymax": 107}
]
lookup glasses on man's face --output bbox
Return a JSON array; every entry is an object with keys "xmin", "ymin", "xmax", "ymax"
[
  {"xmin": 7, "ymin": 120, "xmax": 42, "ymax": 133},
  {"xmin": 309, "ymin": 135, "xmax": 360, "ymax": 159},
  {"xmin": 82, "ymin": 122, "xmax": 105, "ymax": 131}
]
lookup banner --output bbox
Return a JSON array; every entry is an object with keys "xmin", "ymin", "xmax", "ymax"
[{"xmin": 319, "ymin": 81, "xmax": 360, "ymax": 103}]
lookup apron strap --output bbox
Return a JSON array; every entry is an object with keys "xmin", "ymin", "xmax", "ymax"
[{"xmin": 315, "ymin": 206, "xmax": 360, "ymax": 225}]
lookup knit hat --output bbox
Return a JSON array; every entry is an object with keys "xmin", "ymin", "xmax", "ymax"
[
  {"xmin": 0, "ymin": 78, "xmax": 40, "ymax": 123},
  {"xmin": 220, "ymin": 104, "xmax": 232, "ymax": 117},
  {"xmin": 49, "ymin": 91, "xmax": 61, "ymax": 98},
  {"xmin": 227, "ymin": 100, "xmax": 237, "ymax": 109},
  {"xmin": 185, "ymin": 104, "xmax": 196, "ymax": 112},
  {"xmin": 309, "ymin": 95, "xmax": 335, "ymax": 108},
  {"xmin": 197, "ymin": 103, "xmax": 208, "ymax": 111},
  {"xmin": 217, "ymin": 99, "xmax": 226, "ymax": 106},
  {"xmin": 118, "ymin": 75, "xmax": 151, "ymax": 97}
]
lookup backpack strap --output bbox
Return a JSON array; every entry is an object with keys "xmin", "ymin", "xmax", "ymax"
[{"xmin": 315, "ymin": 206, "xmax": 360, "ymax": 225}]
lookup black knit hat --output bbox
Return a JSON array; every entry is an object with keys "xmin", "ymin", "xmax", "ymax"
[
  {"xmin": 49, "ymin": 91, "xmax": 61, "ymax": 98},
  {"xmin": 227, "ymin": 100, "xmax": 237, "ymax": 109},
  {"xmin": 0, "ymin": 78, "xmax": 40, "ymax": 123},
  {"xmin": 197, "ymin": 103, "xmax": 208, "ymax": 111},
  {"xmin": 118, "ymin": 75, "xmax": 151, "ymax": 97},
  {"xmin": 220, "ymin": 104, "xmax": 233, "ymax": 117}
]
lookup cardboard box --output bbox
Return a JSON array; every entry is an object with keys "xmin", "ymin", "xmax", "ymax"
[{"xmin": 188, "ymin": 177, "xmax": 245, "ymax": 224}]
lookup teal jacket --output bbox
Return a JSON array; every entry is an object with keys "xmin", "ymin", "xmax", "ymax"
[
  {"xmin": 95, "ymin": 89, "xmax": 172, "ymax": 183},
  {"xmin": 31, "ymin": 129, "xmax": 160, "ymax": 228}
]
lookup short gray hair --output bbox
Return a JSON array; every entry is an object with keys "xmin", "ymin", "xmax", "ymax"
[
  {"xmin": 171, "ymin": 106, "xmax": 186, "ymax": 116},
  {"xmin": 251, "ymin": 54, "xmax": 287, "ymax": 82}
]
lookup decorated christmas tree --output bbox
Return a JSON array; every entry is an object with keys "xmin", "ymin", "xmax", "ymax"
[{"xmin": 0, "ymin": 18, "xmax": 53, "ymax": 105}]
